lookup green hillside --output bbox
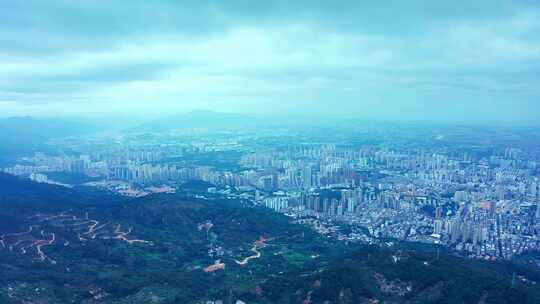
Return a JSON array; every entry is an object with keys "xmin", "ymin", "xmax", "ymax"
[{"xmin": 1, "ymin": 174, "xmax": 540, "ymax": 303}]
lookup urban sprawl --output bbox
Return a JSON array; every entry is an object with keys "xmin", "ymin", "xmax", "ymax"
[{"xmin": 4, "ymin": 131, "xmax": 540, "ymax": 261}]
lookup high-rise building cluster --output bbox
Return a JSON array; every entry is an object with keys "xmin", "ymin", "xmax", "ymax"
[{"xmin": 3, "ymin": 132, "xmax": 540, "ymax": 260}]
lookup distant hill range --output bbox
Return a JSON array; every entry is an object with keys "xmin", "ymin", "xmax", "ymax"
[
  {"xmin": 131, "ymin": 110, "xmax": 261, "ymax": 132},
  {"xmin": 0, "ymin": 117, "xmax": 98, "ymax": 153}
]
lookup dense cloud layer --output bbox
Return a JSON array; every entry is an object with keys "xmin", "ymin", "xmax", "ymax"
[{"xmin": 1, "ymin": 1, "xmax": 539, "ymax": 125}]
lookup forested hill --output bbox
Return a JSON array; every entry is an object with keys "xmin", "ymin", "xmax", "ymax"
[{"xmin": 1, "ymin": 174, "xmax": 540, "ymax": 303}]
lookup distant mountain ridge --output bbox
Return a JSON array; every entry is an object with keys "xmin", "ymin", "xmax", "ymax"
[
  {"xmin": 131, "ymin": 110, "xmax": 260, "ymax": 132},
  {"xmin": 0, "ymin": 116, "xmax": 98, "ymax": 153}
]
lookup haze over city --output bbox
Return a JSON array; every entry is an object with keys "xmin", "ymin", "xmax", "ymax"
[
  {"xmin": 1, "ymin": 1, "xmax": 540, "ymax": 125},
  {"xmin": 4, "ymin": 2, "xmax": 540, "ymax": 304}
]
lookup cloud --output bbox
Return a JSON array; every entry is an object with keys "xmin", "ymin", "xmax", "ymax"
[{"xmin": 1, "ymin": 1, "xmax": 539, "ymax": 124}]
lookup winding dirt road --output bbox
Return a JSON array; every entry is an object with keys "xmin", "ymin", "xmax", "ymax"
[{"xmin": 234, "ymin": 236, "xmax": 272, "ymax": 266}]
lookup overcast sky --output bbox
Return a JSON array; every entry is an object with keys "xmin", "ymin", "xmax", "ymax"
[{"xmin": 1, "ymin": 1, "xmax": 539, "ymax": 125}]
